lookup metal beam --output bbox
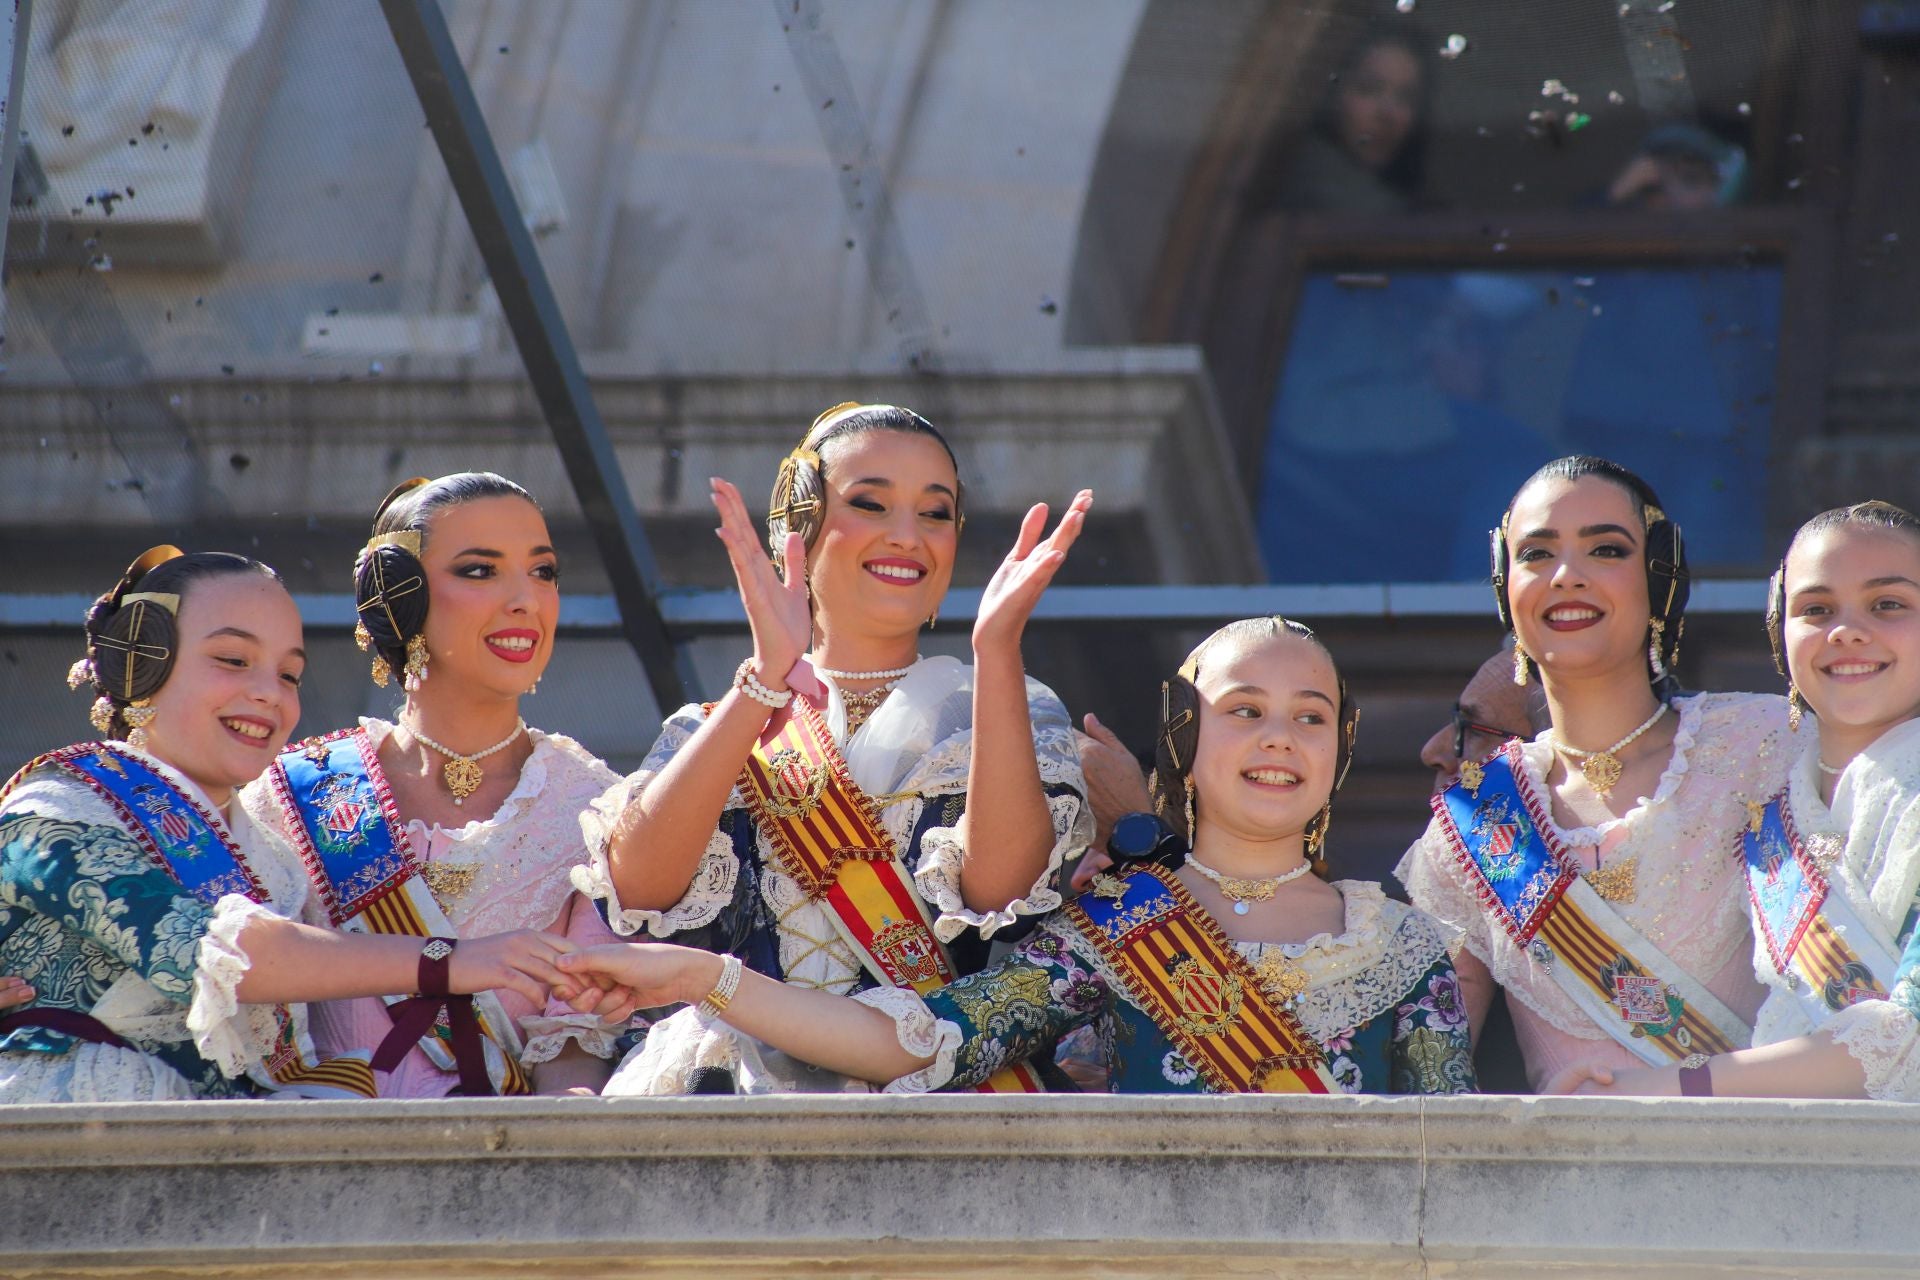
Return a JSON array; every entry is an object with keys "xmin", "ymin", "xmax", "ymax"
[{"xmin": 379, "ymin": 0, "xmax": 692, "ymax": 708}]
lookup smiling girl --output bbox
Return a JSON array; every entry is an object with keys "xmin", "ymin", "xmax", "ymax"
[
  {"xmin": 240, "ymin": 474, "xmax": 632, "ymax": 1096},
  {"xmin": 1552, "ymin": 501, "xmax": 1920, "ymax": 1099},
  {"xmin": 1, "ymin": 548, "xmax": 576, "ymax": 1102},
  {"xmin": 1398, "ymin": 456, "xmax": 1786, "ymax": 1092},
  {"xmin": 577, "ymin": 403, "xmax": 1092, "ymax": 1092},
  {"xmin": 555, "ymin": 617, "xmax": 1475, "ymax": 1095}
]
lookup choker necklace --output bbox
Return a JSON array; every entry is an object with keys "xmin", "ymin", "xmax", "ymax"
[
  {"xmin": 405, "ymin": 718, "xmax": 526, "ymax": 805},
  {"xmin": 1553, "ymin": 703, "xmax": 1669, "ymax": 799},
  {"xmin": 1817, "ymin": 758, "xmax": 1847, "ymax": 777},
  {"xmin": 816, "ymin": 658, "xmax": 918, "ymax": 682},
  {"xmin": 1185, "ymin": 854, "xmax": 1314, "ymax": 914}
]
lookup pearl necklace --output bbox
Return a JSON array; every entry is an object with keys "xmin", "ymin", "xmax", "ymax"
[
  {"xmin": 1817, "ymin": 758, "xmax": 1848, "ymax": 777},
  {"xmin": 1185, "ymin": 854, "xmax": 1315, "ymax": 914},
  {"xmin": 816, "ymin": 657, "xmax": 918, "ymax": 682},
  {"xmin": 1553, "ymin": 703, "xmax": 1669, "ymax": 799},
  {"xmin": 404, "ymin": 717, "xmax": 526, "ymax": 806}
]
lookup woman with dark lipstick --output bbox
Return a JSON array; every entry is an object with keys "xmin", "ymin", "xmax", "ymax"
[
  {"xmin": 241, "ymin": 473, "xmax": 633, "ymax": 1097},
  {"xmin": 1397, "ymin": 456, "xmax": 1787, "ymax": 1092}
]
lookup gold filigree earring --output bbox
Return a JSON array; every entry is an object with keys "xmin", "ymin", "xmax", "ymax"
[
  {"xmin": 89, "ymin": 697, "xmax": 117, "ymax": 737},
  {"xmin": 1182, "ymin": 774, "xmax": 1197, "ymax": 840},
  {"xmin": 1306, "ymin": 801, "xmax": 1333, "ymax": 857},
  {"xmin": 1647, "ymin": 618, "xmax": 1667, "ymax": 678},
  {"xmin": 401, "ymin": 634, "xmax": 430, "ymax": 693},
  {"xmin": 926, "ymin": 609, "xmax": 939, "ymax": 630},
  {"xmin": 1512, "ymin": 641, "xmax": 1531, "ymax": 687},
  {"xmin": 1787, "ymin": 684, "xmax": 1804, "ymax": 731},
  {"xmin": 123, "ymin": 699, "xmax": 157, "ymax": 751},
  {"xmin": 355, "ymin": 621, "xmax": 393, "ymax": 688}
]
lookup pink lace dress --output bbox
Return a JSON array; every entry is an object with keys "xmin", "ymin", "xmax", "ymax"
[
  {"xmin": 1396, "ymin": 691, "xmax": 1791, "ymax": 1091},
  {"xmin": 240, "ymin": 719, "xmax": 624, "ymax": 1097}
]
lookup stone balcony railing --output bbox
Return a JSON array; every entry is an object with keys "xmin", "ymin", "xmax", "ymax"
[{"xmin": 2, "ymin": 1094, "xmax": 1914, "ymax": 1277}]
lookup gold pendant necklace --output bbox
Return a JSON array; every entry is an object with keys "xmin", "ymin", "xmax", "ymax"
[
  {"xmin": 1554, "ymin": 704, "xmax": 1669, "ymax": 800},
  {"xmin": 405, "ymin": 718, "xmax": 526, "ymax": 806},
  {"xmin": 1185, "ymin": 854, "xmax": 1314, "ymax": 915}
]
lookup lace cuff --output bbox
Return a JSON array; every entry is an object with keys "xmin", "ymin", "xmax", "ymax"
[
  {"xmin": 187, "ymin": 894, "xmax": 285, "ymax": 1079},
  {"xmin": 519, "ymin": 1012, "xmax": 624, "ymax": 1066},
  {"xmin": 912, "ymin": 792, "xmax": 1079, "ymax": 943},
  {"xmin": 854, "ymin": 984, "xmax": 963, "ymax": 1094},
  {"xmin": 569, "ymin": 818, "xmax": 739, "ymax": 938},
  {"xmin": 1827, "ymin": 998, "xmax": 1920, "ymax": 1102}
]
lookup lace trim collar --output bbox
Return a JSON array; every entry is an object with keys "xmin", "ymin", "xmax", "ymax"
[{"xmin": 1515, "ymin": 693, "xmax": 1702, "ymax": 846}]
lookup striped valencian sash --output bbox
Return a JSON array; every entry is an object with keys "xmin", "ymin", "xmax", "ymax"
[
  {"xmin": 1434, "ymin": 744, "xmax": 1751, "ymax": 1065},
  {"xmin": 1741, "ymin": 792, "xmax": 1899, "ymax": 1026},
  {"xmin": 739, "ymin": 695, "xmax": 1043, "ymax": 1093},
  {"xmin": 268, "ymin": 728, "xmax": 529, "ymax": 1094},
  {"xmin": 1064, "ymin": 866, "xmax": 1337, "ymax": 1093},
  {"xmin": 4, "ymin": 744, "xmax": 377, "ymax": 1098}
]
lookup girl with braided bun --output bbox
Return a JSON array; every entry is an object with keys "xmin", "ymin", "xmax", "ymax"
[
  {"xmin": 1398, "ymin": 456, "xmax": 1788, "ymax": 1092},
  {"xmin": 1551, "ymin": 501, "xmax": 1920, "ymax": 1099},
  {"xmin": 1, "ymin": 548, "xmax": 578, "ymax": 1102},
  {"xmin": 557, "ymin": 617, "xmax": 1477, "ymax": 1095},
  {"xmin": 576, "ymin": 403, "xmax": 1094, "ymax": 1093},
  {"xmin": 238, "ymin": 473, "xmax": 636, "ymax": 1097}
]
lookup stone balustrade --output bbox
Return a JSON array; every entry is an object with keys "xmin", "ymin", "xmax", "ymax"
[{"xmin": 2, "ymin": 1094, "xmax": 1913, "ymax": 1277}]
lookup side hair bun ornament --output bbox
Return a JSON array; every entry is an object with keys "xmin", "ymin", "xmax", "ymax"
[
  {"xmin": 79, "ymin": 544, "xmax": 186, "ymax": 741},
  {"xmin": 354, "ymin": 480, "xmax": 432, "ymax": 689}
]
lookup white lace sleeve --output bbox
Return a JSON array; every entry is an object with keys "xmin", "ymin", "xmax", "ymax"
[
  {"xmin": 186, "ymin": 894, "xmax": 286, "ymax": 1079},
  {"xmin": 853, "ymin": 985, "xmax": 964, "ymax": 1094},
  {"xmin": 518, "ymin": 1013, "xmax": 623, "ymax": 1065},
  {"xmin": 910, "ymin": 689, "xmax": 1089, "ymax": 942},
  {"xmin": 1394, "ymin": 820, "xmax": 1496, "ymax": 969},
  {"xmin": 1826, "ymin": 998, "xmax": 1920, "ymax": 1102},
  {"xmin": 572, "ymin": 706, "xmax": 743, "ymax": 937}
]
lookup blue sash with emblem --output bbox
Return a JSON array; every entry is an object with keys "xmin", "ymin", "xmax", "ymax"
[
  {"xmin": 29, "ymin": 742, "xmax": 376, "ymax": 1098},
  {"xmin": 1434, "ymin": 744, "xmax": 1750, "ymax": 1064},
  {"xmin": 1741, "ymin": 791, "xmax": 1898, "ymax": 1026},
  {"xmin": 267, "ymin": 727, "xmax": 529, "ymax": 1093}
]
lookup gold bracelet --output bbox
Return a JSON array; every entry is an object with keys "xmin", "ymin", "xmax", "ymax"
[{"xmin": 699, "ymin": 953, "xmax": 744, "ymax": 1017}]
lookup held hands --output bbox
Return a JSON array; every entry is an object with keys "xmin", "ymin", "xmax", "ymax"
[
  {"xmin": 711, "ymin": 476, "xmax": 810, "ymax": 688},
  {"xmin": 973, "ymin": 490, "xmax": 1092, "ymax": 655},
  {"xmin": 1540, "ymin": 1060, "xmax": 1620, "ymax": 1096},
  {"xmin": 554, "ymin": 942, "xmax": 719, "ymax": 1012},
  {"xmin": 447, "ymin": 930, "xmax": 583, "ymax": 1007}
]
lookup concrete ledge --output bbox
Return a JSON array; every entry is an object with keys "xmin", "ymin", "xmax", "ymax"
[{"xmin": 1, "ymin": 1095, "xmax": 1914, "ymax": 1277}]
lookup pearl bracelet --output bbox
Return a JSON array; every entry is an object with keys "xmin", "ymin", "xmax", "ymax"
[
  {"xmin": 734, "ymin": 658, "xmax": 793, "ymax": 709},
  {"xmin": 699, "ymin": 953, "xmax": 744, "ymax": 1017}
]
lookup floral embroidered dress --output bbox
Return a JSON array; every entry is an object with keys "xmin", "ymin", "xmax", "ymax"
[
  {"xmin": 0, "ymin": 746, "xmax": 302, "ymax": 1103},
  {"xmin": 1397, "ymin": 691, "xmax": 1788, "ymax": 1091},
  {"xmin": 864, "ymin": 875, "xmax": 1475, "ymax": 1095},
  {"xmin": 1753, "ymin": 720, "xmax": 1920, "ymax": 1100},
  {"xmin": 579, "ymin": 657, "xmax": 1088, "ymax": 1093},
  {"xmin": 240, "ymin": 719, "xmax": 625, "ymax": 1095}
]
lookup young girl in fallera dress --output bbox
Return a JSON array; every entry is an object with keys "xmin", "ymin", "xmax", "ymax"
[
  {"xmin": 1398, "ymin": 456, "xmax": 1786, "ymax": 1092},
  {"xmin": 557, "ymin": 617, "xmax": 1477, "ymax": 1096},
  {"xmin": 1553, "ymin": 502, "xmax": 1920, "ymax": 1099},
  {"xmin": 575, "ymin": 404, "xmax": 1094, "ymax": 1093},
  {"xmin": 0, "ymin": 549, "xmax": 576, "ymax": 1102},
  {"xmin": 240, "ymin": 474, "xmax": 635, "ymax": 1096}
]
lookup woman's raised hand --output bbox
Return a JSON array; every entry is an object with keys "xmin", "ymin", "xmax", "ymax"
[
  {"xmin": 973, "ymin": 489, "xmax": 1092, "ymax": 655},
  {"xmin": 711, "ymin": 477, "xmax": 811, "ymax": 686}
]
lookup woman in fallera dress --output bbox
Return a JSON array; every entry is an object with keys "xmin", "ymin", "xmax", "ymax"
[
  {"xmin": 0, "ymin": 548, "xmax": 575, "ymax": 1103},
  {"xmin": 1398, "ymin": 456, "xmax": 1786, "ymax": 1092},
  {"xmin": 577, "ymin": 403, "xmax": 1093, "ymax": 1093},
  {"xmin": 556, "ymin": 616, "xmax": 1477, "ymax": 1095},
  {"xmin": 240, "ymin": 473, "xmax": 634, "ymax": 1096}
]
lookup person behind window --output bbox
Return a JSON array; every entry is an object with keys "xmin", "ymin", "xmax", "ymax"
[
  {"xmin": 1605, "ymin": 123, "xmax": 1748, "ymax": 212},
  {"xmin": 1253, "ymin": 25, "xmax": 1435, "ymax": 216}
]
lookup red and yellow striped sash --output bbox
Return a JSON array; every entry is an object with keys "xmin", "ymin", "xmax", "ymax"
[
  {"xmin": 1537, "ymin": 893, "xmax": 1739, "ymax": 1059},
  {"xmin": 741, "ymin": 697, "xmax": 1043, "ymax": 1093},
  {"xmin": 1066, "ymin": 867, "xmax": 1335, "ymax": 1094}
]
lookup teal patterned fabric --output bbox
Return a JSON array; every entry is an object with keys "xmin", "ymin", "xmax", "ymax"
[
  {"xmin": 923, "ymin": 900, "xmax": 1478, "ymax": 1095},
  {"xmin": 1891, "ymin": 910, "xmax": 1920, "ymax": 1026},
  {"xmin": 0, "ymin": 811, "xmax": 254, "ymax": 1098}
]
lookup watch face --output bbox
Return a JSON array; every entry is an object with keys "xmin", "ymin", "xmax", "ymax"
[{"xmin": 1108, "ymin": 811, "xmax": 1164, "ymax": 860}]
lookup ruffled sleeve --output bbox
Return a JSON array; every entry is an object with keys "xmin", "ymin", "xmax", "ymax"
[
  {"xmin": 1394, "ymin": 818, "xmax": 1498, "ymax": 972},
  {"xmin": 573, "ymin": 706, "xmax": 742, "ymax": 937},
  {"xmin": 856, "ymin": 985, "xmax": 965, "ymax": 1094},
  {"xmin": 518, "ymin": 892, "xmax": 629, "ymax": 1064},
  {"xmin": 186, "ymin": 894, "xmax": 291, "ymax": 1078},
  {"xmin": 908, "ymin": 681, "xmax": 1089, "ymax": 942}
]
